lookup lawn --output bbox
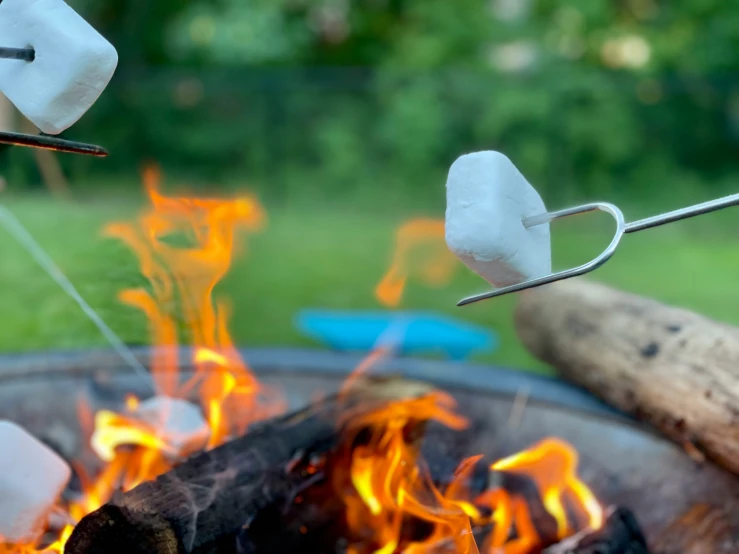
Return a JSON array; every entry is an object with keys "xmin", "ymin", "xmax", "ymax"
[{"xmin": 2, "ymin": 190, "xmax": 739, "ymax": 374}]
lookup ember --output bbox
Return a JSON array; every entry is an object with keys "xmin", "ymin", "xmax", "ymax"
[{"xmin": 1, "ymin": 175, "xmax": 635, "ymax": 554}]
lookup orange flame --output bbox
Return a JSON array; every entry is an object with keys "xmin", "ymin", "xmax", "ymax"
[
  {"xmin": 337, "ymin": 392, "xmax": 478, "ymax": 554},
  {"xmin": 339, "ymin": 403, "xmax": 603, "ymax": 554},
  {"xmin": 90, "ymin": 409, "xmax": 172, "ymax": 462},
  {"xmin": 375, "ymin": 219, "xmax": 457, "ymax": 307},
  {"xmin": 103, "ymin": 163, "xmax": 284, "ymax": 441},
  {"xmin": 86, "ymin": 166, "xmax": 285, "ymax": 483},
  {"xmin": 490, "ymin": 438, "xmax": 604, "ymax": 536},
  {"xmin": 1, "ymin": 165, "xmax": 286, "ymax": 554}
]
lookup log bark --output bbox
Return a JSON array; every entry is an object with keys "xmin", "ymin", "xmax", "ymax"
[
  {"xmin": 514, "ymin": 279, "xmax": 739, "ymax": 476},
  {"xmin": 65, "ymin": 379, "xmax": 437, "ymax": 554}
]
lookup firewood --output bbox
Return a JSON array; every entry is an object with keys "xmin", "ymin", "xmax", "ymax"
[
  {"xmin": 514, "ymin": 279, "xmax": 739, "ymax": 477},
  {"xmin": 65, "ymin": 379, "xmax": 438, "ymax": 554},
  {"xmin": 542, "ymin": 507, "xmax": 649, "ymax": 554}
]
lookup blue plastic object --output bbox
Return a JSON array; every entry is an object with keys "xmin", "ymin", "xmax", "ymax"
[{"xmin": 295, "ymin": 310, "xmax": 498, "ymax": 361}]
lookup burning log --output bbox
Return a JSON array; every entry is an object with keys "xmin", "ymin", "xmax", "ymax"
[
  {"xmin": 514, "ymin": 279, "xmax": 739, "ymax": 476},
  {"xmin": 65, "ymin": 379, "xmax": 451, "ymax": 554},
  {"xmin": 543, "ymin": 507, "xmax": 649, "ymax": 554}
]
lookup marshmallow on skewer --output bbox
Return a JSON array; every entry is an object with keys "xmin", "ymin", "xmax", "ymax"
[
  {"xmin": 0, "ymin": 0, "xmax": 118, "ymax": 135},
  {"xmin": 135, "ymin": 396, "xmax": 210, "ymax": 460},
  {"xmin": 0, "ymin": 421, "xmax": 71, "ymax": 544},
  {"xmin": 445, "ymin": 151, "xmax": 551, "ymax": 287},
  {"xmin": 90, "ymin": 396, "xmax": 210, "ymax": 463}
]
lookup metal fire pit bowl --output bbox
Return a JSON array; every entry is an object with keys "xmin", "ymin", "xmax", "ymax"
[{"xmin": 0, "ymin": 347, "xmax": 737, "ymax": 553}]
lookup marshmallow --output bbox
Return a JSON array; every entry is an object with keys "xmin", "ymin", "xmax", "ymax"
[
  {"xmin": 135, "ymin": 396, "xmax": 210, "ymax": 460},
  {"xmin": 0, "ymin": 421, "xmax": 71, "ymax": 544},
  {"xmin": 0, "ymin": 0, "xmax": 118, "ymax": 135},
  {"xmin": 91, "ymin": 397, "xmax": 210, "ymax": 462},
  {"xmin": 445, "ymin": 151, "xmax": 551, "ymax": 287}
]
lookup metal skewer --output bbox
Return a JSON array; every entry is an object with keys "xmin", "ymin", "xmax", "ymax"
[
  {"xmin": 457, "ymin": 192, "xmax": 739, "ymax": 306},
  {"xmin": 0, "ymin": 46, "xmax": 35, "ymax": 62},
  {"xmin": 0, "ymin": 131, "xmax": 108, "ymax": 157}
]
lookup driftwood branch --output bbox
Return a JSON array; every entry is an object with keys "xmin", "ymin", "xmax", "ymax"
[{"xmin": 514, "ymin": 279, "xmax": 739, "ymax": 476}]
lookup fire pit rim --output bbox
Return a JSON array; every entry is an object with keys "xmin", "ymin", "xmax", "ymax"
[
  {"xmin": 0, "ymin": 346, "xmax": 628, "ymax": 421},
  {"xmin": 3, "ymin": 347, "xmax": 739, "ymax": 554}
]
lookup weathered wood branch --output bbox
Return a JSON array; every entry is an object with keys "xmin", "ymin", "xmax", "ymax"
[{"xmin": 514, "ymin": 279, "xmax": 739, "ymax": 476}]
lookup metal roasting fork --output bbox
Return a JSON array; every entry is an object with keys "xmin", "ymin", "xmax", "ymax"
[{"xmin": 457, "ymin": 193, "xmax": 739, "ymax": 306}]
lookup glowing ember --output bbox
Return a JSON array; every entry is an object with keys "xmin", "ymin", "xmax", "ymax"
[{"xmin": 375, "ymin": 219, "xmax": 457, "ymax": 307}]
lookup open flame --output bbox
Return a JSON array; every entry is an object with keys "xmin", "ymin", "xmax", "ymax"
[
  {"xmin": 11, "ymin": 166, "xmax": 285, "ymax": 553},
  {"xmin": 90, "ymin": 164, "xmax": 285, "ymax": 463},
  {"xmin": 336, "ymin": 395, "xmax": 603, "ymax": 554},
  {"xmin": 337, "ymin": 392, "xmax": 479, "ymax": 554},
  {"xmin": 4, "ymin": 189, "xmax": 603, "ymax": 554},
  {"xmin": 105, "ymin": 164, "xmax": 284, "ymax": 436},
  {"xmin": 375, "ymin": 219, "xmax": 457, "ymax": 307},
  {"xmin": 491, "ymin": 438, "xmax": 604, "ymax": 537}
]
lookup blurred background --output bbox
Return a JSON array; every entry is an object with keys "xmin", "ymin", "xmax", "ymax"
[{"xmin": 2, "ymin": 0, "xmax": 739, "ymax": 372}]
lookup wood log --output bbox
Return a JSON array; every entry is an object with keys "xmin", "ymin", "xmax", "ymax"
[
  {"xmin": 65, "ymin": 379, "xmax": 439, "ymax": 554},
  {"xmin": 543, "ymin": 507, "xmax": 649, "ymax": 554},
  {"xmin": 514, "ymin": 279, "xmax": 739, "ymax": 476}
]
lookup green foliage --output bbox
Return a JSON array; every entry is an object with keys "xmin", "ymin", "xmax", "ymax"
[{"xmin": 31, "ymin": 0, "xmax": 737, "ymax": 208}]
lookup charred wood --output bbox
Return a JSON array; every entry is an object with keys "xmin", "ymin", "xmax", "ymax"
[{"xmin": 543, "ymin": 507, "xmax": 649, "ymax": 554}]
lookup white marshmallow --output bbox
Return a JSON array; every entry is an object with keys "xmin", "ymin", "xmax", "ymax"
[
  {"xmin": 0, "ymin": 421, "xmax": 71, "ymax": 544},
  {"xmin": 0, "ymin": 0, "xmax": 118, "ymax": 135},
  {"xmin": 132, "ymin": 396, "xmax": 209, "ymax": 461},
  {"xmin": 445, "ymin": 151, "xmax": 551, "ymax": 287}
]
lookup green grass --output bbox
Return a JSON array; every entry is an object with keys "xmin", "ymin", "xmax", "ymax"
[{"xmin": 2, "ymin": 191, "xmax": 739, "ymax": 375}]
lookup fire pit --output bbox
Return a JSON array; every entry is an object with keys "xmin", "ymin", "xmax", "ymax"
[
  {"xmin": 2, "ymin": 170, "xmax": 738, "ymax": 554},
  {"xmin": 1, "ymin": 347, "xmax": 737, "ymax": 553}
]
